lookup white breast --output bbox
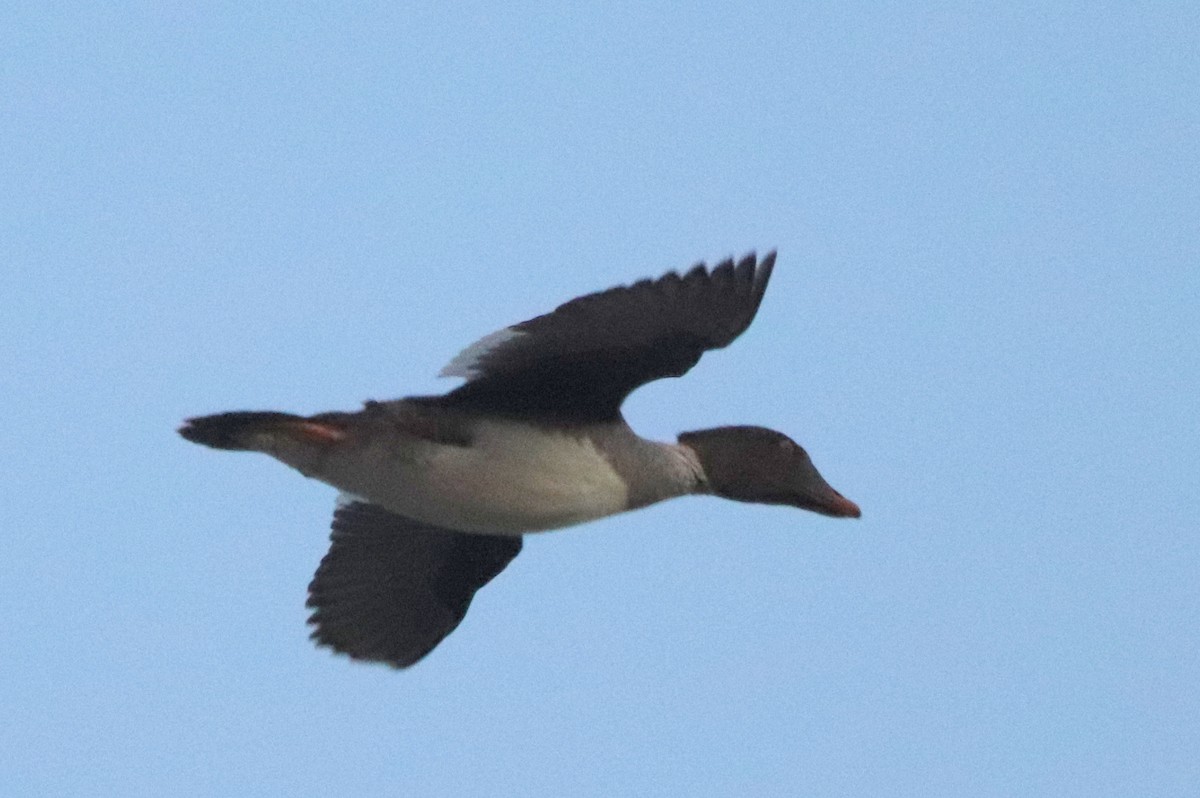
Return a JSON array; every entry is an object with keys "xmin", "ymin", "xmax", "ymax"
[{"xmin": 364, "ymin": 421, "xmax": 631, "ymax": 534}]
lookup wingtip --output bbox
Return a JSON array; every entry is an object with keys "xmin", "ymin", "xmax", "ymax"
[
  {"xmin": 756, "ymin": 250, "xmax": 777, "ymax": 285},
  {"xmin": 742, "ymin": 249, "xmax": 776, "ymax": 306}
]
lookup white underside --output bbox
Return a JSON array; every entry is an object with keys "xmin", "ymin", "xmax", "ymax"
[{"xmin": 337, "ymin": 421, "xmax": 631, "ymax": 535}]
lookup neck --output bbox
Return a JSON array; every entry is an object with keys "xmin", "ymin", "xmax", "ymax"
[
  {"xmin": 632, "ymin": 440, "xmax": 707, "ymax": 507},
  {"xmin": 668, "ymin": 441, "xmax": 708, "ymax": 495},
  {"xmin": 589, "ymin": 427, "xmax": 707, "ymax": 509}
]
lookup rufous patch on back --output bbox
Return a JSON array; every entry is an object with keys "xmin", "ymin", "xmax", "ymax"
[{"xmin": 294, "ymin": 420, "xmax": 347, "ymax": 444}]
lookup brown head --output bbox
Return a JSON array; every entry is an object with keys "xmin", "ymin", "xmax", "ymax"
[{"xmin": 677, "ymin": 425, "xmax": 860, "ymax": 518}]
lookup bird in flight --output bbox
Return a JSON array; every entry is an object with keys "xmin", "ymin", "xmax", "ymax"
[{"xmin": 180, "ymin": 251, "xmax": 860, "ymax": 668}]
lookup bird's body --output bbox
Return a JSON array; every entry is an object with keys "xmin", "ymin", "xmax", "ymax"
[
  {"xmin": 181, "ymin": 252, "xmax": 860, "ymax": 668},
  {"xmin": 248, "ymin": 399, "xmax": 702, "ymax": 534},
  {"xmin": 348, "ymin": 413, "xmax": 641, "ymax": 535}
]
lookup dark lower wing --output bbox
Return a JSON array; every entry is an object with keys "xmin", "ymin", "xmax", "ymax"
[{"xmin": 306, "ymin": 500, "xmax": 522, "ymax": 668}]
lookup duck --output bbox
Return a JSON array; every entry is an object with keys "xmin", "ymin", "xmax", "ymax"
[{"xmin": 180, "ymin": 251, "xmax": 860, "ymax": 668}]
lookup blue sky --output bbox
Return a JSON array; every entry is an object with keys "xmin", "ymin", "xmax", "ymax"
[{"xmin": 3, "ymin": 3, "xmax": 1197, "ymax": 795}]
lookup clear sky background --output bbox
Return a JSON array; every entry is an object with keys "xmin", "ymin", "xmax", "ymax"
[{"xmin": 3, "ymin": 3, "xmax": 1197, "ymax": 796}]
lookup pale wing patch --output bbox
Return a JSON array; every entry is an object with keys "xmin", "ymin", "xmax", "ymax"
[
  {"xmin": 335, "ymin": 491, "xmax": 369, "ymax": 508},
  {"xmin": 438, "ymin": 327, "xmax": 525, "ymax": 380}
]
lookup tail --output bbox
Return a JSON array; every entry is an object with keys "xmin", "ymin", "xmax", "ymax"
[{"xmin": 179, "ymin": 411, "xmax": 347, "ymax": 451}]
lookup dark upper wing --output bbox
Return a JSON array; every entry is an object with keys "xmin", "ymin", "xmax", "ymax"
[
  {"xmin": 432, "ymin": 252, "xmax": 776, "ymax": 422},
  {"xmin": 306, "ymin": 499, "xmax": 522, "ymax": 668}
]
